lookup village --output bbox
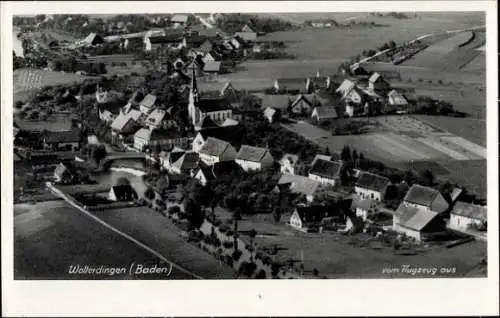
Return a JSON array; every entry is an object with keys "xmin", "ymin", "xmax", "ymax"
[{"xmin": 13, "ymin": 13, "xmax": 487, "ymax": 279}]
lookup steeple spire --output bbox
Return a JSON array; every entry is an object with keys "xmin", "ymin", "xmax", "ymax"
[{"xmin": 190, "ymin": 64, "xmax": 198, "ymax": 102}]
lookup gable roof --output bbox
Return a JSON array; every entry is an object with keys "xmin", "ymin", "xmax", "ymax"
[
  {"xmin": 197, "ymin": 125, "xmax": 244, "ymax": 146},
  {"xmin": 369, "ymin": 72, "xmax": 382, "ymax": 83},
  {"xmin": 353, "ymin": 198, "xmax": 378, "ymax": 211},
  {"xmin": 111, "ymin": 113, "xmax": 134, "ymax": 131},
  {"xmin": 277, "ymin": 173, "xmax": 322, "ymax": 197},
  {"xmin": 44, "ymin": 130, "xmax": 80, "ymax": 144},
  {"xmin": 395, "ymin": 204, "xmax": 439, "ymax": 231},
  {"xmin": 355, "ymin": 172, "xmax": 390, "ymax": 192},
  {"xmin": 171, "ymin": 14, "xmax": 189, "ymax": 23},
  {"xmin": 403, "ymin": 185, "xmax": 441, "ymax": 207},
  {"xmin": 295, "ymin": 201, "xmax": 351, "ymax": 223},
  {"xmin": 134, "ymin": 128, "xmax": 152, "ymax": 141},
  {"xmin": 309, "ymin": 159, "xmax": 343, "ymax": 179},
  {"xmin": 140, "ymin": 94, "xmax": 157, "ymax": 109},
  {"xmin": 241, "ymin": 24, "xmax": 255, "ymax": 33},
  {"xmin": 196, "ymin": 98, "xmax": 232, "ymax": 112},
  {"xmin": 311, "ymin": 154, "xmax": 332, "ymax": 165},
  {"xmin": 276, "ymin": 78, "xmax": 307, "ymax": 91},
  {"xmin": 336, "ymin": 79, "xmax": 357, "ymax": 96},
  {"xmin": 451, "ymin": 202, "xmax": 487, "ymax": 220},
  {"xmin": 263, "ymin": 107, "xmax": 277, "ymax": 118},
  {"xmin": 236, "ymin": 145, "xmax": 272, "ymax": 163},
  {"xmin": 255, "ymin": 93, "xmax": 294, "ymax": 109},
  {"xmin": 172, "ymin": 152, "xmax": 199, "ymax": 171},
  {"xmin": 145, "ymin": 109, "xmax": 168, "ymax": 126},
  {"xmin": 196, "ymin": 116, "xmax": 219, "ymax": 129},
  {"xmin": 234, "ymin": 32, "xmax": 257, "ymax": 41},
  {"xmin": 221, "ymin": 118, "xmax": 239, "ymax": 127},
  {"xmin": 312, "ymin": 106, "xmax": 338, "ymax": 119},
  {"xmin": 291, "ymin": 94, "xmax": 314, "ymax": 108},
  {"xmin": 199, "ymin": 137, "xmax": 232, "ymax": 157},
  {"xmin": 54, "ymin": 162, "xmax": 74, "ymax": 178},
  {"xmin": 149, "ymin": 34, "xmax": 183, "ymax": 44}
]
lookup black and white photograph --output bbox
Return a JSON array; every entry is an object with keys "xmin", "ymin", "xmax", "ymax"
[{"xmin": 2, "ymin": 1, "xmax": 498, "ymax": 317}]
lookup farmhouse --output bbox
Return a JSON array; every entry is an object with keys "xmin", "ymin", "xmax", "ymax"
[
  {"xmin": 228, "ymin": 36, "xmax": 246, "ymax": 50},
  {"xmin": 134, "ymin": 128, "xmax": 189, "ymax": 151},
  {"xmin": 194, "ymin": 160, "xmax": 243, "ymax": 186},
  {"xmin": 311, "ymin": 106, "xmax": 338, "ymax": 122},
  {"xmin": 449, "ymin": 202, "xmax": 487, "ymax": 232},
  {"xmin": 139, "ymin": 94, "xmax": 157, "ymax": 114},
  {"xmin": 336, "ymin": 79, "xmax": 357, "ymax": 98},
  {"xmin": 277, "ymin": 173, "xmax": 322, "ymax": 203},
  {"xmin": 198, "ymin": 137, "xmax": 238, "ymax": 165},
  {"xmin": 202, "ymin": 50, "xmax": 223, "ymax": 63},
  {"xmin": 393, "ymin": 204, "xmax": 446, "ymax": 242},
  {"xmin": 53, "ymin": 162, "xmax": 76, "ymax": 184},
  {"xmin": 368, "ymin": 72, "xmax": 390, "ymax": 94},
  {"xmin": 354, "ymin": 171, "xmax": 391, "ymax": 201},
  {"xmin": 307, "ymin": 75, "xmax": 332, "ymax": 92},
  {"xmin": 387, "ymin": 89, "xmax": 409, "ymax": 108},
  {"xmin": 235, "ymin": 145, "xmax": 274, "ymax": 171},
  {"xmin": 274, "ymin": 78, "xmax": 308, "ymax": 94},
  {"xmin": 354, "ymin": 198, "xmax": 378, "ymax": 221},
  {"xmin": 289, "ymin": 94, "xmax": 314, "ymax": 114},
  {"xmin": 108, "ymin": 184, "xmax": 137, "ymax": 202},
  {"xmin": 43, "ymin": 130, "xmax": 81, "ymax": 151},
  {"xmin": 403, "ymin": 184, "xmax": 449, "ymax": 214},
  {"xmin": 192, "ymin": 126, "xmax": 244, "ymax": 152},
  {"xmin": 289, "ymin": 201, "xmax": 351, "ymax": 232},
  {"xmin": 144, "ymin": 109, "xmax": 176, "ymax": 130},
  {"xmin": 144, "ymin": 34, "xmax": 183, "ymax": 51},
  {"xmin": 169, "ymin": 151, "xmax": 200, "ymax": 175},
  {"xmin": 279, "ymin": 153, "xmax": 306, "ymax": 176},
  {"xmin": 308, "ymin": 159, "xmax": 343, "ymax": 186},
  {"xmin": 111, "ymin": 111, "xmax": 141, "ymax": 137}
]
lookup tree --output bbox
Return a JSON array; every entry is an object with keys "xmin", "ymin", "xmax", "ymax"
[
  {"xmin": 155, "ymin": 175, "xmax": 170, "ymax": 198},
  {"xmin": 272, "ymin": 206, "xmax": 282, "ymax": 223},
  {"xmin": 144, "ymin": 186, "xmax": 156, "ymax": 201},
  {"xmin": 341, "ymin": 145, "xmax": 352, "ymax": 162},
  {"xmin": 116, "ymin": 177, "xmax": 131, "ymax": 186},
  {"xmin": 185, "ymin": 199, "xmax": 204, "ymax": 228},
  {"xmin": 92, "ymin": 144, "xmax": 107, "ymax": 165},
  {"xmin": 419, "ymin": 169, "xmax": 435, "ymax": 186},
  {"xmin": 324, "ymin": 147, "xmax": 330, "ymax": 156}
]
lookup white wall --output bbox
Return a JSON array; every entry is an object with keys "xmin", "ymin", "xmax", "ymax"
[
  {"xmin": 449, "ymin": 214, "xmax": 482, "ymax": 231},
  {"xmin": 355, "ymin": 186, "xmax": 385, "ymax": 201},
  {"xmin": 308, "ymin": 173, "xmax": 336, "ymax": 186}
]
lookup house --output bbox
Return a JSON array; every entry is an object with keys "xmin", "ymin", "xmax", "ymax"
[
  {"xmin": 308, "ymin": 159, "xmax": 343, "ymax": 186},
  {"xmin": 221, "ymin": 118, "xmax": 239, "ymax": 127},
  {"xmin": 144, "ymin": 109, "xmax": 177, "ymax": 130},
  {"xmin": 171, "ymin": 14, "xmax": 189, "ymax": 27},
  {"xmin": 387, "ymin": 89, "xmax": 408, "ymax": 109},
  {"xmin": 144, "ymin": 34, "xmax": 183, "ymax": 51},
  {"xmin": 354, "ymin": 171, "xmax": 391, "ymax": 201},
  {"xmin": 393, "ymin": 204, "xmax": 446, "ymax": 242},
  {"xmin": 235, "ymin": 31, "xmax": 257, "ymax": 42},
  {"xmin": 263, "ymin": 107, "xmax": 279, "ymax": 123},
  {"xmin": 402, "ymin": 184, "xmax": 449, "ymax": 214},
  {"xmin": 53, "ymin": 162, "xmax": 75, "ymax": 184},
  {"xmin": 289, "ymin": 94, "xmax": 314, "ymax": 114},
  {"xmin": 99, "ymin": 109, "xmax": 116, "ymax": 123},
  {"xmin": 336, "ymin": 79, "xmax": 357, "ymax": 98},
  {"xmin": 350, "ymin": 64, "xmax": 370, "ymax": 76},
  {"xmin": 277, "ymin": 173, "xmax": 323, "ymax": 202},
  {"xmin": 289, "ymin": 201, "xmax": 351, "ymax": 232},
  {"xmin": 274, "ymin": 78, "xmax": 308, "ymax": 94},
  {"xmin": 307, "ymin": 74, "xmax": 332, "ymax": 92},
  {"xmin": 203, "ymin": 61, "xmax": 222, "ymax": 74},
  {"xmin": 449, "ymin": 202, "xmax": 487, "ymax": 232},
  {"xmin": 279, "ymin": 153, "xmax": 306, "ymax": 176},
  {"xmin": 235, "ymin": 145, "xmax": 274, "ymax": 171},
  {"xmin": 192, "ymin": 125, "xmax": 244, "ymax": 152},
  {"xmin": 108, "ymin": 184, "xmax": 137, "ymax": 202},
  {"xmin": 182, "ymin": 34, "xmax": 209, "ymax": 49},
  {"xmin": 43, "ymin": 130, "xmax": 81, "ymax": 151},
  {"xmin": 139, "ymin": 94, "xmax": 157, "ymax": 114},
  {"xmin": 169, "ymin": 151, "xmax": 200, "ymax": 175},
  {"xmin": 134, "ymin": 128, "xmax": 189, "ymax": 151},
  {"xmin": 255, "ymin": 93, "xmax": 295, "ymax": 110},
  {"xmin": 193, "ymin": 160, "xmax": 243, "ymax": 186},
  {"xmin": 198, "ymin": 137, "xmax": 238, "ymax": 165},
  {"xmin": 368, "ymin": 72, "xmax": 391, "ymax": 94},
  {"xmin": 311, "ymin": 106, "xmax": 338, "ymax": 122},
  {"xmin": 220, "ymin": 82, "xmax": 239, "ymax": 100},
  {"xmin": 195, "ymin": 115, "xmax": 219, "ymax": 131},
  {"xmin": 82, "ymin": 33, "xmax": 104, "ymax": 46},
  {"xmin": 228, "ymin": 36, "xmax": 246, "ymax": 50},
  {"xmin": 198, "ymin": 39, "xmax": 214, "ymax": 54},
  {"xmin": 202, "ymin": 50, "xmax": 222, "ymax": 63},
  {"xmin": 354, "ymin": 198, "xmax": 378, "ymax": 221},
  {"xmin": 189, "ymin": 97, "xmax": 233, "ymax": 127},
  {"xmin": 241, "ymin": 24, "xmax": 255, "ymax": 33},
  {"xmin": 311, "ymin": 154, "xmax": 332, "ymax": 165},
  {"xmin": 110, "ymin": 111, "xmax": 140, "ymax": 137},
  {"xmin": 160, "ymin": 147, "xmax": 186, "ymax": 170}
]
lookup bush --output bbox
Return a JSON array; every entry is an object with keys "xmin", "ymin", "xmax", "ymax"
[
  {"xmin": 238, "ymin": 261, "xmax": 257, "ymax": 278},
  {"xmin": 232, "ymin": 249, "xmax": 243, "ymax": 261},
  {"xmin": 255, "ymin": 269, "xmax": 267, "ymax": 279}
]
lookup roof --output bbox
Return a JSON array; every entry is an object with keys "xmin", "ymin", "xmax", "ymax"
[
  {"xmin": 234, "ymin": 32, "xmax": 257, "ymax": 41},
  {"xmin": 171, "ymin": 14, "xmax": 189, "ymax": 23},
  {"xmin": 395, "ymin": 204, "xmax": 439, "ymax": 231},
  {"xmin": 236, "ymin": 145, "xmax": 271, "ymax": 163},
  {"xmin": 196, "ymin": 116, "xmax": 219, "ymax": 129},
  {"xmin": 369, "ymin": 72, "xmax": 382, "ymax": 83},
  {"xmin": 128, "ymin": 109, "xmax": 143, "ymax": 121},
  {"xmin": 195, "ymin": 98, "xmax": 232, "ymax": 112},
  {"xmin": 54, "ymin": 162, "xmax": 73, "ymax": 178},
  {"xmin": 172, "ymin": 152, "xmax": 199, "ymax": 171},
  {"xmin": 44, "ymin": 130, "xmax": 80, "ymax": 144},
  {"xmin": 110, "ymin": 184, "xmax": 136, "ymax": 200},
  {"xmin": 404, "ymin": 184, "xmax": 440, "ymax": 207},
  {"xmin": 221, "ymin": 118, "xmax": 239, "ymax": 127},
  {"xmin": 241, "ymin": 24, "xmax": 255, "ymax": 33},
  {"xmin": 134, "ymin": 128, "xmax": 152, "ymax": 141},
  {"xmin": 312, "ymin": 154, "xmax": 332, "ymax": 165},
  {"xmin": 309, "ymin": 159, "xmax": 343, "ymax": 179},
  {"xmin": 355, "ymin": 172, "xmax": 390, "ymax": 192},
  {"xmin": 280, "ymin": 153, "xmax": 300, "ymax": 165},
  {"xmin": 278, "ymin": 173, "xmax": 321, "ymax": 197},
  {"xmin": 388, "ymin": 89, "xmax": 408, "ymax": 105},
  {"xmin": 203, "ymin": 61, "xmax": 222, "ymax": 72},
  {"xmin": 263, "ymin": 107, "xmax": 277, "ymax": 118},
  {"xmin": 312, "ymin": 106, "xmax": 338, "ymax": 119},
  {"xmin": 149, "ymin": 34, "xmax": 183, "ymax": 44},
  {"xmin": 354, "ymin": 198, "xmax": 378, "ymax": 211},
  {"xmin": 291, "ymin": 94, "xmax": 314, "ymax": 108},
  {"xmin": 276, "ymin": 78, "xmax": 307, "ymax": 91},
  {"xmin": 295, "ymin": 201, "xmax": 351, "ymax": 223},
  {"xmin": 145, "ymin": 109, "xmax": 167, "ymax": 126},
  {"xmin": 111, "ymin": 113, "xmax": 134, "ymax": 131},
  {"xmin": 199, "ymin": 137, "xmax": 232, "ymax": 157},
  {"xmin": 83, "ymin": 32, "xmax": 103, "ymax": 44},
  {"xmin": 451, "ymin": 202, "xmax": 487, "ymax": 220},
  {"xmin": 140, "ymin": 94, "xmax": 157, "ymax": 109},
  {"xmin": 336, "ymin": 79, "xmax": 356, "ymax": 96}
]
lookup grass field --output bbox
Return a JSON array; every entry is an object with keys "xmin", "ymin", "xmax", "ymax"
[
  {"xmin": 13, "ymin": 68, "xmax": 97, "ymax": 95},
  {"xmin": 14, "ymin": 113, "xmax": 74, "ymax": 132},
  {"xmin": 14, "ymin": 200, "xmax": 190, "ymax": 279}
]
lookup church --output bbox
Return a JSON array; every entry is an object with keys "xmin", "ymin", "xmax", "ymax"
[{"xmin": 188, "ymin": 67, "xmax": 233, "ymax": 127}]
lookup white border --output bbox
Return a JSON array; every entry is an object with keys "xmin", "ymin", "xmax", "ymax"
[{"xmin": 1, "ymin": 1, "xmax": 498, "ymax": 316}]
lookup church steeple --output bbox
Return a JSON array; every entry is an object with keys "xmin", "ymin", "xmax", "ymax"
[
  {"xmin": 190, "ymin": 64, "xmax": 199, "ymax": 103},
  {"xmin": 188, "ymin": 64, "xmax": 199, "ymax": 126}
]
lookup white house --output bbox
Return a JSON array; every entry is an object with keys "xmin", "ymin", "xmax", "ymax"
[
  {"xmin": 277, "ymin": 173, "xmax": 322, "ymax": 203},
  {"xmin": 368, "ymin": 72, "xmax": 390, "ymax": 93},
  {"xmin": 387, "ymin": 89, "xmax": 409, "ymax": 110},
  {"xmin": 235, "ymin": 145, "xmax": 274, "ymax": 172},
  {"xmin": 354, "ymin": 171, "xmax": 391, "ymax": 201},
  {"xmin": 139, "ymin": 94, "xmax": 157, "ymax": 114},
  {"xmin": 279, "ymin": 153, "xmax": 304, "ymax": 176},
  {"xmin": 144, "ymin": 108, "xmax": 176, "ymax": 130},
  {"xmin": 308, "ymin": 159, "xmax": 343, "ymax": 187},
  {"xmin": 354, "ymin": 199, "xmax": 378, "ymax": 221},
  {"xmin": 108, "ymin": 184, "xmax": 137, "ymax": 202},
  {"xmin": 198, "ymin": 137, "xmax": 237, "ymax": 165},
  {"xmin": 134, "ymin": 128, "xmax": 189, "ymax": 151},
  {"xmin": 449, "ymin": 202, "xmax": 487, "ymax": 232},
  {"xmin": 311, "ymin": 106, "xmax": 338, "ymax": 122},
  {"xmin": 393, "ymin": 203, "xmax": 445, "ymax": 242},
  {"xmin": 402, "ymin": 184, "xmax": 449, "ymax": 214},
  {"xmin": 191, "ymin": 126, "xmax": 244, "ymax": 153},
  {"xmin": 169, "ymin": 151, "xmax": 200, "ymax": 175},
  {"xmin": 263, "ymin": 107, "xmax": 278, "ymax": 123}
]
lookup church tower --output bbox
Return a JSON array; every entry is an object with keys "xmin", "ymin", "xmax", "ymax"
[{"xmin": 188, "ymin": 65, "xmax": 199, "ymax": 126}]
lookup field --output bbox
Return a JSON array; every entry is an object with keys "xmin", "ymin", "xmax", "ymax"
[
  {"xmin": 13, "ymin": 68, "xmax": 97, "ymax": 95},
  {"xmin": 213, "ymin": 207, "xmax": 486, "ymax": 278},
  {"xmin": 14, "ymin": 113, "xmax": 74, "ymax": 132}
]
